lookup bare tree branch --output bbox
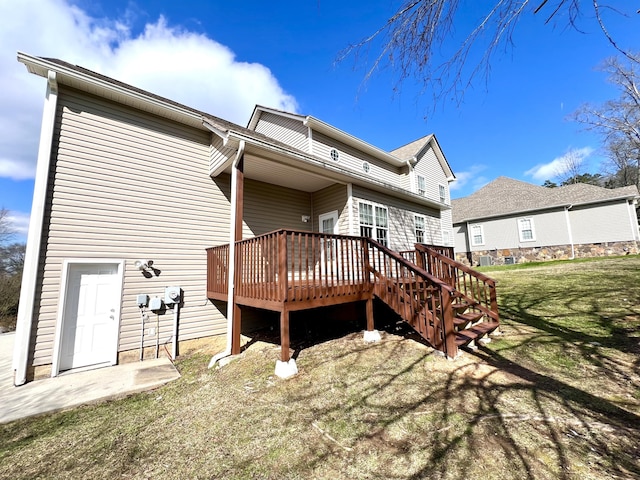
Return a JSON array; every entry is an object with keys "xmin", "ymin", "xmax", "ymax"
[{"xmin": 339, "ymin": 1, "xmax": 636, "ymax": 106}]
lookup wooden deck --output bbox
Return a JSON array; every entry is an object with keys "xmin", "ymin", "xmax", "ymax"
[{"xmin": 207, "ymin": 230, "xmax": 499, "ymax": 364}]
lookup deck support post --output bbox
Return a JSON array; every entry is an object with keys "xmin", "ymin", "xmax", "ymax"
[
  {"xmin": 441, "ymin": 288, "xmax": 458, "ymax": 358},
  {"xmin": 363, "ymin": 296, "xmax": 381, "ymax": 343},
  {"xmin": 275, "ymin": 306, "xmax": 298, "ymax": 378},
  {"xmin": 230, "ymin": 153, "xmax": 244, "ymax": 356}
]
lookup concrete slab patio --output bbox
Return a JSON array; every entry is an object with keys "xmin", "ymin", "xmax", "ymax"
[{"xmin": 0, "ymin": 332, "xmax": 181, "ymax": 424}]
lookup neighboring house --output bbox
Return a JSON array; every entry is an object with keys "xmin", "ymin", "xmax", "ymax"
[
  {"xmin": 453, "ymin": 176, "xmax": 640, "ymax": 265},
  {"xmin": 12, "ymin": 53, "xmax": 456, "ymax": 385}
]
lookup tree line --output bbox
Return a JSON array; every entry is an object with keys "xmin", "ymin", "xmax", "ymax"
[{"xmin": 0, "ymin": 208, "xmax": 25, "ymax": 332}]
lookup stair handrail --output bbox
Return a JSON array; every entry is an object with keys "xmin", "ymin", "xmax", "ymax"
[
  {"xmin": 365, "ymin": 238, "xmax": 459, "ymax": 357},
  {"xmin": 415, "ymin": 244, "xmax": 499, "ymax": 322}
]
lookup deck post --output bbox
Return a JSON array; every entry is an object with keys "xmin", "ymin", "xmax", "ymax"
[
  {"xmin": 365, "ymin": 297, "xmax": 374, "ymax": 331},
  {"xmin": 280, "ymin": 307, "xmax": 290, "ymax": 362},
  {"xmin": 441, "ymin": 288, "xmax": 458, "ymax": 358},
  {"xmin": 230, "ymin": 153, "xmax": 244, "ymax": 356},
  {"xmin": 275, "ymin": 306, "xmax": 298, "ymax": 378},
  {"xmin": 363, "ymin": 296, "xmax": 381, "ymax": 343}
]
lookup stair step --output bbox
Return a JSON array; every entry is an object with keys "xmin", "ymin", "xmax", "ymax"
[
  {"xmin": 455, "ymin": 321, "xmax": 500, "ymax": 347},
  {"xmin": 452, "ymin": 300, "xmax": 479, "ymax": 312},
  {"xmin": 454, "ymin": 311, "xmax": 484, "ymax": 326}
]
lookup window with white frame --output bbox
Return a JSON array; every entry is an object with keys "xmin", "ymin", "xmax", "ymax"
[
  {"xmin": 414, "ymin": 215, "xmax": 425, "ymax": 243},
  {"xmin": 439, "ymin": 184, "xmax": 446, "ymax": 203},
  {"xmin": 518, "ymin": 218, "xmax": 535, "ymax": 242},
  {"xmin": 416, "ymin": 175, "xmax": 426, "ymax": 196},
  {"xmin": 359, "ymin": 201, "xmax": 388, "ymax": 246},
  {"xmin": 470, "ymin": 224, "xmax": 484, "ymax": 246}
]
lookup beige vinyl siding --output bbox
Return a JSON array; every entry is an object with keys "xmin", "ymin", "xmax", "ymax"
[
  {"xmin": 243, "ymin": 178, "xmax": 313, "ymax": 236},
  {"xmin": 30, "ymin": 86, "xmax": 230, "ymax": 366},
  {"xmin": 254, "ymin": 112, "xmax": 309, "ymax": 152},
  {"xmin": 570, "ymin": 202, "xmax": 637, "ymax": 243},
  {"xmin": 311, "ymin": 184, "xmax": 348, "ymax": 234},
  {"xmin": 209, "ymin": 135, "xmax": 236, "ymax": 174},
  {"xmin": 466, "ymin": 209, "xmax": 570, "ymax": 252},
  {"xmin": 440, "ymin": 208, "xmax": 454, "ymax": 246},
  {"xmin": 312, "ymin": 131, "xmax": 403, "ymax": 188},
  {"xmin": 413, "ymin": 146, "xmax": 450, "ymax": 204},
  {"xmin": 352, "ymin": 186, "xmax": 441, "ymax": 251}
]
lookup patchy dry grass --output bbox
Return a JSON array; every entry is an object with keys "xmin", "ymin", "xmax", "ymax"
[{"xmin": 1, "ymin": 257, "xmax": 639, "ymax": 479}]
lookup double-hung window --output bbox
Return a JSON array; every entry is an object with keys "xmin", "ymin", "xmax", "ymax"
[
  {"xmin": 416, "ymin": 175, "xmax": 426, "ymax": 196},
  {"xmin": 439, "ymin": 184, "xmax": 447, "ymax": 203},
  {"xmin": 470, "ymin": 224, "xmax": 484, "ymax": 246},
  {"xmin": 359, "ymin": 201, "xmax": 388, "ymax": 246},
  {"xmin": 415, "ymin": 215, "xmax": 425, "ymax": 243},
  {"xmin": 518, "ymin": 218, "xmax": 535, "ymax": 242}
]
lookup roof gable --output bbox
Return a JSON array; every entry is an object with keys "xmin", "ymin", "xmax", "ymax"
[{"xmin": 391, "ymin": 134, "xmax": 454, "ymax": 181}]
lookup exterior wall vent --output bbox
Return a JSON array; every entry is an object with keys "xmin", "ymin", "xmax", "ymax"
[
  {"xmin": 504, "ymin": 256, "xmax": 516, "ymax": 265},
  {"xmin": 362, "ymin": 161, "xmax": 370, "ymax": 173},
  {"xmin": 330, "ymin": 148, "xmax": 339, "ymax": 162},
  {"xmin": 479, "ymin": 255, "xmax": 493, "ymax": 267}
]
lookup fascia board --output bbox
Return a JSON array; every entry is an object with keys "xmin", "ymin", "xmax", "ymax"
[
  {"xmin": 228, "ymin": 131, "xmax": 449, "ymax": 211},
  {"xmin": 247, "ymin": 105, "xmax": 305, "ymax": 130},
  {"xmin": 18, "ymin": 52, "xmax": 204, "ymax": 129},
  {"xmin": 415, "ymin": 134, "xmax": 455, "ymax": 181}
]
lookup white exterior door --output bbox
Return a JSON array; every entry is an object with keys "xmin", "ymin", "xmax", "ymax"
[
  {"xmin": 319, "ymin": 211, "xmax": 339, "ymax": 235},
  {"xmin": 59, "ymin": 264, "xmax": 121, "ymax": 371},
  {"xmin": 319, "ymin": 211, "xmax": 339, "ymax": 279}
]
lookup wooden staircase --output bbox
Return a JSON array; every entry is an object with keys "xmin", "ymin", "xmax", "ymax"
[{"xmin": 367, "ymin": 241, "xmax": 499, "ymax": 356}]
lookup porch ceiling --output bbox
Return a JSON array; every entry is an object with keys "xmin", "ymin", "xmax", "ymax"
[{"xmin": 225, "ymin": 153, "xmax": 338, "ymax": 192}]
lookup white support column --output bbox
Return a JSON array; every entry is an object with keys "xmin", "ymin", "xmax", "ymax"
[{"xmin": 13, "ymin": 71, "xmax": 59, "ymax": 386}]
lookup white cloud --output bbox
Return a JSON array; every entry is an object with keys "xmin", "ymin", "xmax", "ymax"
[
  {"xmin": 525, "ymin": 146, "xmax": 595, "ymax": 181},
  {"xmin": 0, "ymin": 0, "xmax": 298, "ymax": 181},
  {"xmin": 450, "ymin": 165, "xmax": 488, "ymax": 193},
  {"xmin": 6, "ymin": 212, "xmax": 30, "ymax": 241}
]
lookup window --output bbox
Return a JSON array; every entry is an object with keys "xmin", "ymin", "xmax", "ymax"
[
  {"xmin": 417, "ymin": 175, "xmax": 426, "ymax": 196},
  {"xmin": 415, "ymin": 215, "xmax": 425, "ymax": 243},
  {"xmin": 439, "ymin": 184, "xmax": 447, "ymax": 203},
  {"xmin": 518, "ymin": 218, "xmax": 535, "ymax": 242},
  {"xmin": 470, "ymin": 224, "xmax": 484, "ymax": 246},
  {"xmin": 330, "ymin": 148, "xmax": 340, "ymax": 162},
  {"xmin": 359, "ymin": 201, "xmax": 388, "ymax": 246}
]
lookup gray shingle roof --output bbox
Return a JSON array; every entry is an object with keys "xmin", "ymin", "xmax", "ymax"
[
  {"xmin": 452, "ymin": 176, "xmax": 639, "ymax": 224},
  {"xmin": 390, "ymin": 135, "xmax": 434, "ymax": 160}
]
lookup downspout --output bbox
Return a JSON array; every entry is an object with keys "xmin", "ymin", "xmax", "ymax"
[
  {"xmin": 564, "ymin": 205, "xmax": 575, "ymax": 260},
  {"xmin": 208, "ymin": 140, "xmax": 245, "ymax": 368},
  {"xmin": 13, "ymin": 71, "xmax": 58, "ymax": 386},
  {"xmin": 347, "ymin": 183, "xmax": 353, "ymax": 235}
]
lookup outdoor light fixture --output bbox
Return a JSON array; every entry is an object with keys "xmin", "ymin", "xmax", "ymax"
[{"xmin": 135, "ymin": 260, "xmax": 154, "ymax": 272}]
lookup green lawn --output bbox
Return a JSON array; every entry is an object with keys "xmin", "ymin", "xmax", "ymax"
[{"xmin": 1, "ymin": 256, "xmax": 639, "ymax": 479}]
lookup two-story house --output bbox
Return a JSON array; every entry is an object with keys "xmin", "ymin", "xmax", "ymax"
[{"xmin": 13, "ymin": 53, "xmax": 497, "ymax": 385}]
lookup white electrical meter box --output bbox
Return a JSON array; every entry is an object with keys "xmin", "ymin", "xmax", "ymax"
[
  {"xmin": 136, "ymin": 294, "xmax": 149, "ymax": 307},
  {"xmin": 164, "ymin": 286, "xmax": 181, "ymax": 305},
  {"xmin": 149, "ymin": 297, "xmax": 163, "ymax": 311}
]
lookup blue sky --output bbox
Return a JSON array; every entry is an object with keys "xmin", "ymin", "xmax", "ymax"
[{"xmin": 0, "ymin": 0, "xmax": 637, "ymax": 242}]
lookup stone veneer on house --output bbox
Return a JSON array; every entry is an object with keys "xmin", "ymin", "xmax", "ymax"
[{"xmin": 456, "ymin": 240, "xmax": 639, "ymax": 266}]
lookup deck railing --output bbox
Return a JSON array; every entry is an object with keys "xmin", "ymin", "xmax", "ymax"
[
  {"xmin": 207, "ymin": 230, "xmax": 372, "ymax": 305},
  {"xmin": 206, "ymin": 230, "xmax": 461, "ymax": 357},
  {"xmin": 415, "ymin": 244, "xmax": 499, "ymax": 322},
  {"xmin": 206, "ymin": 243, "xmax": 230, "ymax": 298}
]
